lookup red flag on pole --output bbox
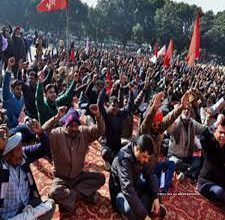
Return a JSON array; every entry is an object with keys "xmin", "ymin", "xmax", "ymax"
[
  {"xmin": 186, "ymin": 14, "xmax": 201, "ymax": 66},
  {"xmin": 37, "ymin": 0, "xmax": 68, "ymax": 12},
  {"xmin": 164, "ymin": 39, "xmax": 174, "ymax": 68}
]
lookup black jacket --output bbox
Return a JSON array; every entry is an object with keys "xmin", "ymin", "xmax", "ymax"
[
  {"xmin": 109, "ymin": 143, "xmax": 158, "ymax": 220},
  {"xmin": 12, "ymin": 35, "xmax": 26, "ymax": 61},
  {"xmin": 199, "ymin": 129, "xmax": 225, "ymax": 187},
  {"xmin": 98, "ymin": 89, "xmax": 134, "ymax": 151}
]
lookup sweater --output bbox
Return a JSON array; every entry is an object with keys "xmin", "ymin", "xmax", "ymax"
[
  {"xmin": 43, "ymin": 115, "xmax": 105, "ymax": 179},
  {"xmin": 167, "ymin": 116, "xmax": 206, "ymax": 158}
]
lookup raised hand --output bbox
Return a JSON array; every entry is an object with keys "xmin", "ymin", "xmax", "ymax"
[
  {"xmin": 73, "ymin": 72, "xmax": 79, "ymax": 83},
  {"xmin": 28, "ymin": 119, "xmax": 42, "ymax": 134},
  {"xmin": 180, "ymin": 90, "xmax": 192, "ymax": 109},
  {"xmin": 7, "ymin": 57, "xmax": 16, "ymax": 70},
  {"xmin": 92, "ymin": 73, "xmax": 98, "ymax": 83},
  {"xmin": 56, "ymin": 106, "xmax": 67, "ymax": 119},
  {"xmin": 152, "ymin": 92, "xmax": 165, "ymax": 110},
  {"xmin": 38, "ymin": 71, "xmax": 45, "ymax": 83}
]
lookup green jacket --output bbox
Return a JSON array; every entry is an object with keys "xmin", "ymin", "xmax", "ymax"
[{"xmin": 36, "ymin": 80, "xmax": 76, "ymax": 125}]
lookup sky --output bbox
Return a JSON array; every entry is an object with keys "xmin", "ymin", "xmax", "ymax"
[{"xmin": 81, "ymin": 0, "xmax": 225, "ymax": 13}]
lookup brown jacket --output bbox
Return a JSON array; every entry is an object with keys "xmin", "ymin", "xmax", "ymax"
[
  {"xmin": 139, "ymin": 104, "xmax": 183, "ymax": 156},
  {"xmin": 43, "ymin": 115, "xmax": 105, "ymax": 179}
]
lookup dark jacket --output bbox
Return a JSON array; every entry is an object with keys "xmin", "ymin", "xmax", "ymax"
[
  {"xmin": 198, "ymin": 129, "xmax": 225, "ymax": 187},
  {"xmin": 0, "ymin": 131, "xmax": 50, "ymax": 208},
  {"xmin": 18, "ymin": 68, "xmax": 53, "ymax": 119},
  {"xmin": 109, "ymin": 143, "xmax": 158, "ymax": 220},
  {"xmin": 12, "ymin": 35, "xmax": 26, "ymax": 61},
  {"xmin": 98, "ymin": 89, "xmax": 134, "ymax": 151}
]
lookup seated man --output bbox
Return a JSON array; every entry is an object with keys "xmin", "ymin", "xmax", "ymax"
[
  {"xmin": 109, "ymin": 134, "xmax": 167, "ymax": 220},
  {"xmin": 98, "ymin": 87, "xmax": 134, "ymax": 166},
  {"xmin": 0, "ymin": 120, "xmax": 55, "ymax": 220},
  {"xmin": 167, "ymin": 107, "xmax": 207, "ymax": 181},
  {"xmin": 44, "ymin": 105, "xmax": 105, "ymax": 218},
  {"xmin": 197, "ymin": 118, "xmax": 225, "ymax": 203}
]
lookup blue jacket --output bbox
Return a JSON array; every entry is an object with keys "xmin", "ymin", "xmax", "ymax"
[
  {"xmin": 0, "ymin": 131, "xmax": 50, "ymax": 209},
  {"xmin": 3, "ymin": 71, "xmax": 24, "ymax": 128}
]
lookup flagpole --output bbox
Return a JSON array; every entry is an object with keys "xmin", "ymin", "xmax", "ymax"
[{"xmin": 65, "ymin": 1, "xmax": 69, "ymax": 50}]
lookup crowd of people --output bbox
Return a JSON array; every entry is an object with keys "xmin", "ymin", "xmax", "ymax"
[{"xmin": 0, "ymin": 24, "xmax": 225, "ymax": 220}]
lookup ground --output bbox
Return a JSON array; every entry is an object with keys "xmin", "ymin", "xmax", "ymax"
[{"xmin": 31, "ymin": 116, "xmax": 225, "ymax": 220}]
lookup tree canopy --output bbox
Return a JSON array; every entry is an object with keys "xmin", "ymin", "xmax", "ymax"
[{"xmin": 0, "ymin": 0, "xmax": 225, "ymax": 63}]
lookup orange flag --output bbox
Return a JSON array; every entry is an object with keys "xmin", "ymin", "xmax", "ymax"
[
  {"xmin": 186, "ymin": 14, "xmax": 201, "ymax": 66},
  {"xmin": 37, "ymin": 0, "xmax": 68, "ymax": 12},
  {"xmin": 164, "ymin": 39, "xmax": 174, "ymax": 68}
]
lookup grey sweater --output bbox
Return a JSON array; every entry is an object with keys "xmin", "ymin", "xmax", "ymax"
[{"xmin": 167, "ymin": 116, "xmax": 206, "ymax": 158}]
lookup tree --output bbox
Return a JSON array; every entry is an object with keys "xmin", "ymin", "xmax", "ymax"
[
  {"xmin": 154, "ymin": 1, "xmax": 197, "ymax": 52},
  {"xmin": 96, "ymin": 0, "xmax": 136, "ymax": 46},
  {"xmin": 132, "ymin": 23, "xmax": 144, "ymax": 45}
]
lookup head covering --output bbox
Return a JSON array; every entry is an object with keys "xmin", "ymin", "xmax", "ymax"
[
  {"xmin": 153, "ymin": 111, "xmax": 163, "ymax": 124},
  {"xmin": 3, "ymin": 133, "xmax": 22, "ymax": 156},
  {"xmin": 65, "ymin": 111, "xmax": 80, "ymax": 127}
]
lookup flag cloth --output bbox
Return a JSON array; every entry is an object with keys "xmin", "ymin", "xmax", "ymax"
[
  {"xmin": 186, "ymin": 14, "xmax": 201, "ymax": 66},
  {"xmin": 164, "ymin": 39, "xmax": 174, "ymax": 68},
  {"xmin": 158, "ymin": 45, "xmax": 166, "ymax": 57},
  {"xmin": 37, "ymin": 0, "xmax": 68, "ymax": 12}
]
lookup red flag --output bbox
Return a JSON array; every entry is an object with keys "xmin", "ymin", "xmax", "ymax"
[
  {"xmin": 164, "ymin": 39, "xmax": 174, "ymax": 68},
  {"xmin": 186, "ymin": 14, "xmax": 201, "ymax": 66},
  {"xmin": 153, "ymin": 42, "xmax": 159, "ymax": 57},
  {"xmin": 37, "ymin": 0, "xmax": 68, "ymax": 12}
]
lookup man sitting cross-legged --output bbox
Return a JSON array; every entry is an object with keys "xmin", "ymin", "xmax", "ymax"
[
  {"xmin": 109, "ymin": 134, "xmax": 167, "ymax": 220},
  {"xmin": 43, "ymin": 105, "xmax": 105, "ymax": 219}
]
